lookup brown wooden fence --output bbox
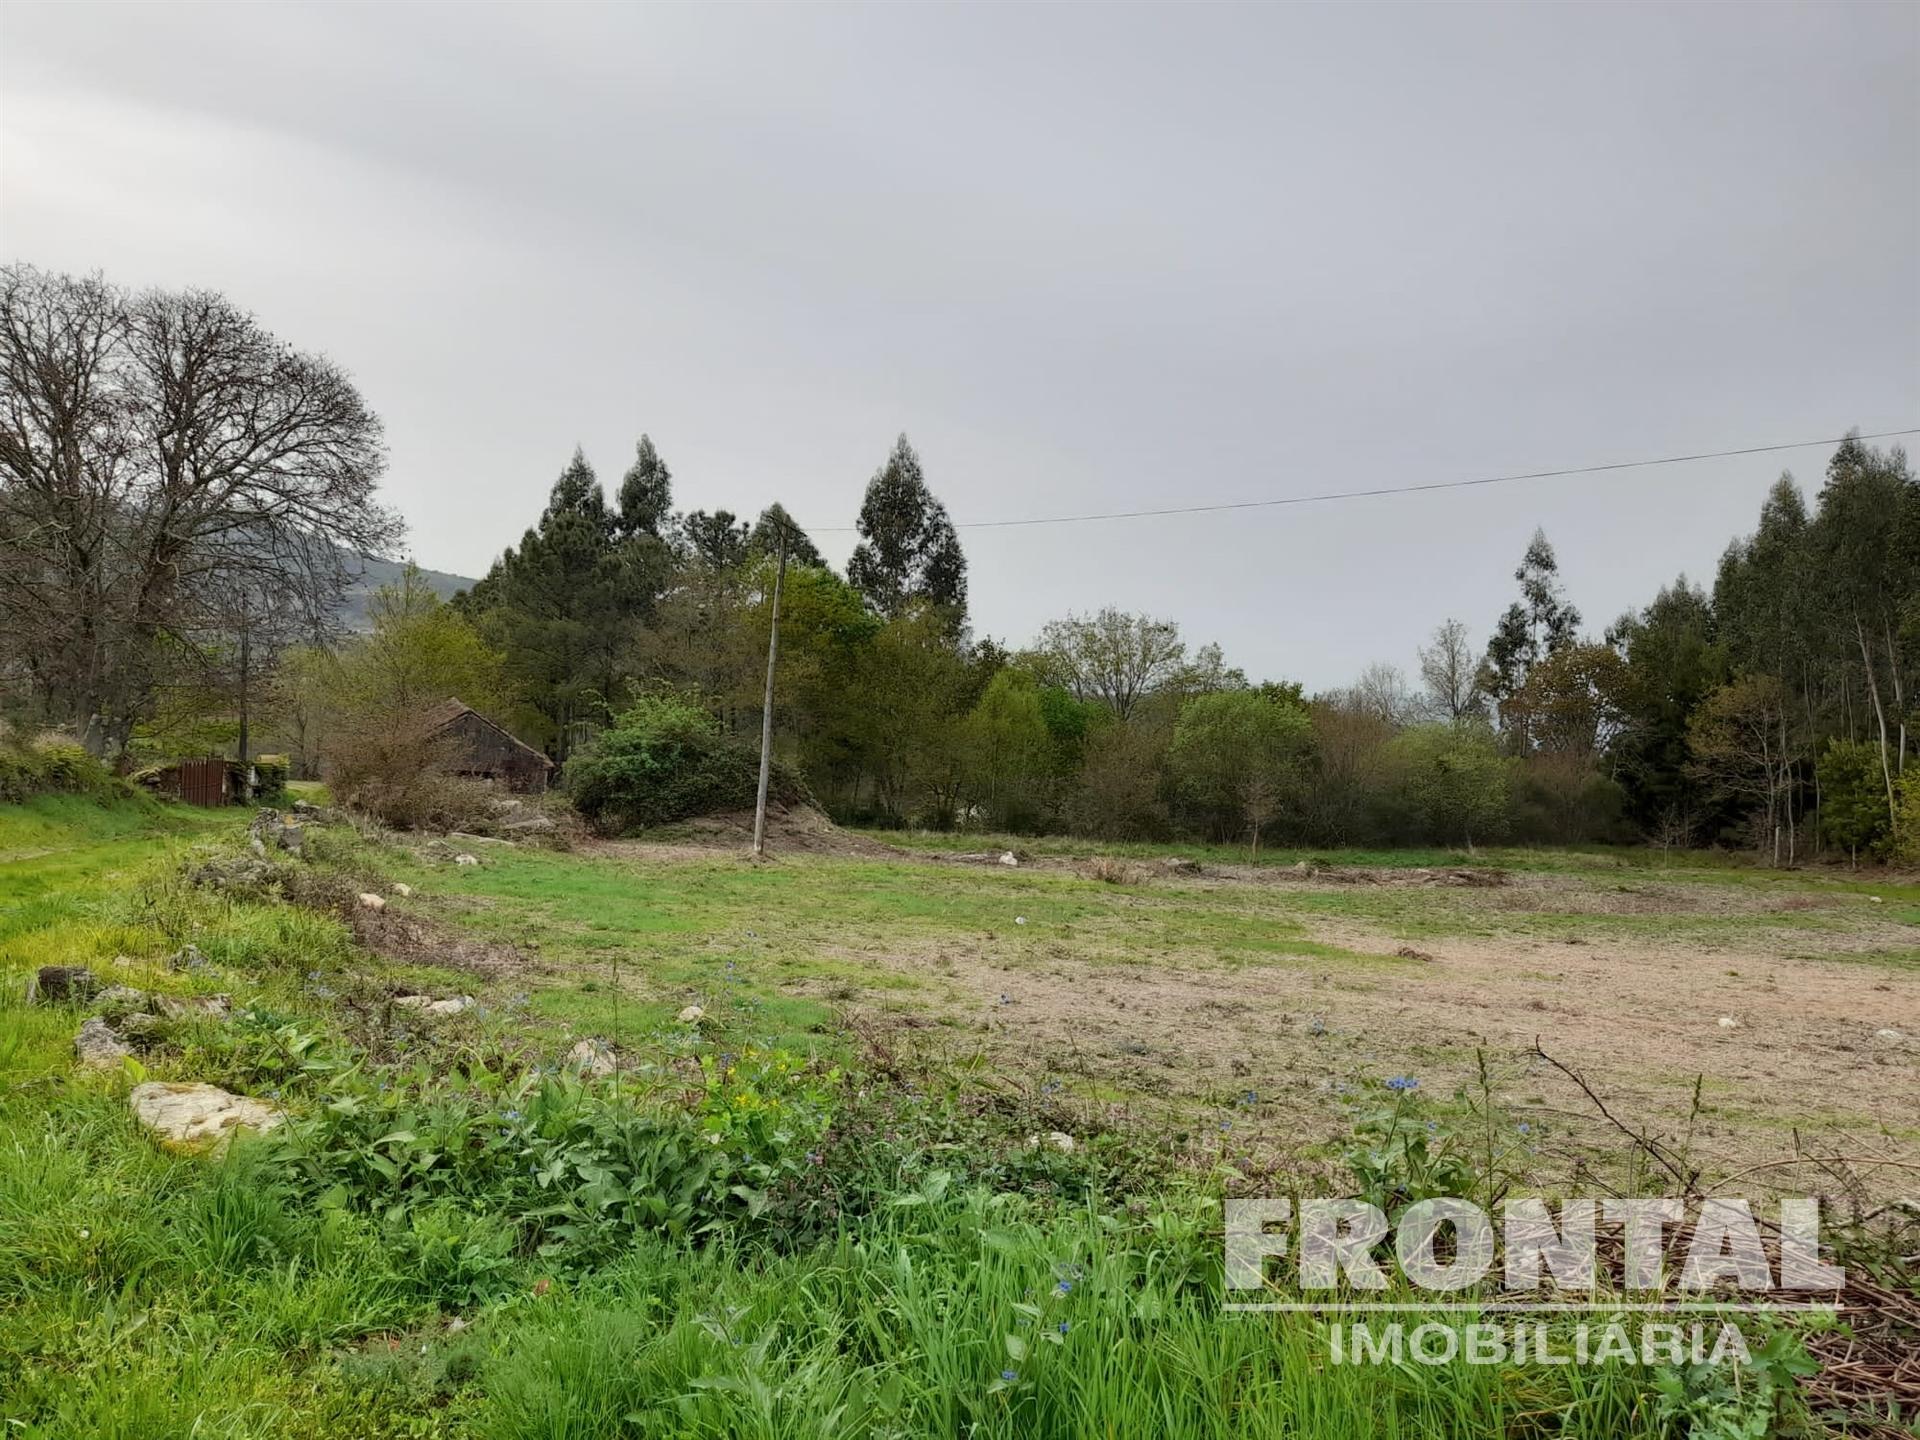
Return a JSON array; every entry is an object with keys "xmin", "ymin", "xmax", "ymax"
[{"xmin": 176, "ymin": 757, "xmax": 229, "ymax": 807}]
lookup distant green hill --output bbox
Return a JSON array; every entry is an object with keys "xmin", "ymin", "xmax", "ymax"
[{"xmin": 336, "ymin": 553, "xmax": 479, "ymax": 630}]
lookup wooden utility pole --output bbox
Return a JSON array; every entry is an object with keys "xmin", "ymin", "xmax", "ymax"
[
  {"xmin": 751, "ymin": 522, "xmax": 791, "ymax": 860},
  {"xmin": 236, "ymin": 614, "xmax": 252, "ymax": 765}
]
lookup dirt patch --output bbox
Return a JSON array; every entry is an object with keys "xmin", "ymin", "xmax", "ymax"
[
  {"xmin": 349, "ymin": 905, "xmax": 546, "ymax": 980},
  {"xmin": 806, "ymin": 918, "xmax": 1920, "ymax": 1194}
]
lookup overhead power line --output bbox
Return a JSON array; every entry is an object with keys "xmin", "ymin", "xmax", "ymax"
[{"xmin": 814, "ymin": 427, "xmax": 1920, "ymax": 533}]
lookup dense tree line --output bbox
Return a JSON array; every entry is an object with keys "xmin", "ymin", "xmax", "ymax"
[
  {"xmin": 382, "ymin": 429, "xmax": 1919, "ymax": 861},
  {"xmin": 6, "ymin": 270, "xmax": 1914, "ymax": 860}
]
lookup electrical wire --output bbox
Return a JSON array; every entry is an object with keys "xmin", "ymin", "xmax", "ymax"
[{"xmin": 810, "ymin": 427, "xmax": 1920, "ymax": 532}]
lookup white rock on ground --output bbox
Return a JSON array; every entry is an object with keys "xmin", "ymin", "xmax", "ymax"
[
  {"xmin": 1027, "ymin": 1131, "xmax": 1076, "ymax": 1153},
  {"xmin": 392, "ymin": 882, "xmax": 413, "ymax": 897},
  {"xmin": 129, "ymin": 1081, "xmax": 283, "ymax": 1153},
  {"xmin": 1717, "ymin": 1016, "xmax": 1739, "ymax": 1029},
  {"xmin": 999, "ymin": 851, "xmax": 1019, "ymax": 867},
  {"xmin": 394, "ymin": 994, "xmax": 475, "ymax": 1017},
  {"xmin": 454, "ymin": 854, "xmax": 480, "ymax": 867},
  {"xmin": 74, "ymin": 1018, "xmax": 131, "ymax": 1069},
  {"xmin": 1876, "ymin": 1028, "xmax": 1906, "ymax": 1042},
  {"xmin": 566, "ymin": 1038, "xmax": 617, "ymax": 1077},
  {"xmin": 358, "ymin": 892, "xmax": 386, "ymax": 911},
  {"xmin": 94, "ymin": 985, "xmax": 150, "ymax": 1012},
  {"xmin": 677, "ymin": 1004, "xmax": 706, "ymax": 1024},
  {"xmin": 157, "ymin": 993, "xmax": 231, "ymax": 1020},
  {"xmin": 169, "ymin": 944, "xmax": 215, "ymax": 974}
]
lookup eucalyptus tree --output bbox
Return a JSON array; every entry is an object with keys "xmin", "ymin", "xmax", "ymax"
[{"xmin": 847, "ymin": 434, "xmax": 967, "ymax": 628}]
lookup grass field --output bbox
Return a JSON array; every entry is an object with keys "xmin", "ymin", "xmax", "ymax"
[{"xmin": 2, "ymin": 795, "xmax": 1915, "ymax": 1437}]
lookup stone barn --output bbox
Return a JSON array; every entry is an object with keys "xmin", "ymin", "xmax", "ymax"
[{"xmin": 419, "ymin": 698, "xmax": 553, "ymax": 794}]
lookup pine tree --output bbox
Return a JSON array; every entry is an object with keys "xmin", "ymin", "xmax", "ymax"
[
  {"xmin": 847, "ymin": 435, "xmax": 968, "ymax": 625},
  {"xmin": 463, "ymin": 449, "xmax": 631, "ymax": 753},
  {"xmin": 750, "ymin": 504, "xmax": 824, "ymax": 567},
  {"xmin": 682, "ymin": 510, "xmax": 752, "ymax": 571},
  {"xmin": 616, "ymin": 435, "xmax": 674, "ymax": 540}
]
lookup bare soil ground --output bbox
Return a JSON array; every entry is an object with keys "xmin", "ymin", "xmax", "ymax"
[
  {"xmin": 807, "ymin": 860, "xmax": 1917, "ymax": 1191},
  {"xmin": 563, "ymin": 815, "xmax": 1918, "ymax": 1192}
]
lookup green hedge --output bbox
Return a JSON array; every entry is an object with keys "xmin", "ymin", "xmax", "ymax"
[{"xmin": 565, "ymin": 695, "xmax": 809, "ymax": 833}]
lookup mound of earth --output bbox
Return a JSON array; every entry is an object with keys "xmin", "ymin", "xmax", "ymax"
[
  {"xmin": 622, "ymin": 803, "xmax": 903, "ymax": 859},
  {"xmin": 1248, "ymin": 861, "xmax": 1510, "ymax": 887}
]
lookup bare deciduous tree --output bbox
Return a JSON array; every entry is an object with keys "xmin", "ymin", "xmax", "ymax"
[
  {"xmin": 0, "ymin": 264, "xmax": 394, "ymax": 754},
  {"xmin": 1418, "ymin": 618, "xmax": 1484, "ymax": 722}
]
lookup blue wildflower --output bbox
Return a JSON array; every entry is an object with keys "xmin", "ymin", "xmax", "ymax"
[
  {"xmin": 1055, "ymin": 1280, "xmax": 1072, "ymax": 1295},
  {"xmin": 1000, "ymin": 1369, "xmax": 1017, "ymax": 1382},
  {"xmin": 1058, "ymin": 1321, "xmax": 1070, "ymax": 1334},
  {"xmin": 1385, "ymin": 1076, "xmax": 1419, "ymax": 1092}
]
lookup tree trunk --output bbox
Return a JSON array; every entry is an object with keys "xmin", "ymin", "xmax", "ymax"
[
  {"xmin": 1887, "ymin": 615, "xmax": 1907, "ymax": 776},
  {"xmin": 1855, "ymin": 615, "xmax": 1899, "ymax": 831}
]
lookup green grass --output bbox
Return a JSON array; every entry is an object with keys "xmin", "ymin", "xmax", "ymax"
[
  {"xmin": 0, "ymin": 798, "xmax": 1871, "ymax": 1437},
  {"xmin": 378, "ymin": 845, "xmax": 1430, "ymax": 1056}
]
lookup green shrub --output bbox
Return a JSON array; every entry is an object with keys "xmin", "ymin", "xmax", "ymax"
[
  {"xmin": 253, "ymin": 753, "xmax": 290, "ymax": 804},
  {"xmin": 0, "ymin": 737, "xmax": 121, "ymax": 803},
  {"xmin": 565, "ymin": 694, "xmax": 809, "ymax": 833},
  {"xmin": 267, "ymin": 1050, "xmax": 840, "ymax": 1270},
  {"xmin": 1893, "ymin": 768, "xmax": 1920, "ymax": 866}
]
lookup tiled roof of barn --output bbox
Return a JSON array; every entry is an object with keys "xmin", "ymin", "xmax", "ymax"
[{"xmin": 420, "ymin": 697, "xmax": 551, "ymax": 765}]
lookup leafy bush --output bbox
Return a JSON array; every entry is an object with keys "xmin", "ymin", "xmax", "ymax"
[
  {"xmin": 1379, "ymin": 722, "xmax": 1512, "ymax": 847},
  {"xmin": 1893, "ymin": 771, "xmax": 1920, "ymax": 866},
  {"xmin": 1818, "ymin": 738, "xmax": 1890, "ymax": 862},
  {"xmin": 0, "ymin": 736, "xmax": 122, "ymax": 803},
  {"xmin": 253, "ymin": 754, "xmax": 290, "ymax": 804},
  {"xmin": 269, "ymin": 1047, "xmax": 841, "ymax": 1270},
  {"xmin": 1342, "ymin": 1077, "xmax": 1477, "ymax": 1216},
  {"xmin": 565, "ymin": 695, "xmax": 809, "ymax": 833}
]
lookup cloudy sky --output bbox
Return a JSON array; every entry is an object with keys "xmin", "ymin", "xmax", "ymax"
[{"xmin": 3, "ymin": 2, "xmax": 1915, "ymax": 688}]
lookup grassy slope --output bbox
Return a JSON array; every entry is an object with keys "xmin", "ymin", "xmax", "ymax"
[{"xmin": 0, "ymin": 800, "xmax": 1833, "ymax": 1437}]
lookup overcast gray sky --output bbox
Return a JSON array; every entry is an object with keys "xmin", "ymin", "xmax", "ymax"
[{"xmin": 3, "ymin": 2, "xmax": 1916, "ymax": 689}]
